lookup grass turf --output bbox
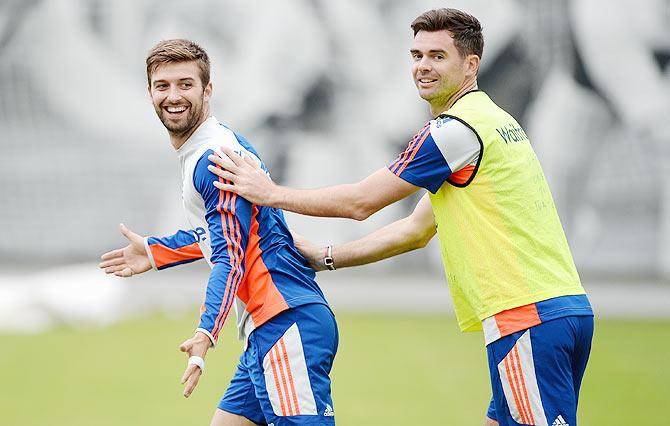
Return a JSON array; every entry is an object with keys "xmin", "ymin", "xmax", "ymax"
[{"xmin": 1, "ymin": 313, "xmax": 668, "ymax": 425}]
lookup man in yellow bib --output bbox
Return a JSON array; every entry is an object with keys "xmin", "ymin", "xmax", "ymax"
[{"xmin": 209, "ymin": 8, "xmax": 593, "ymax": 426}]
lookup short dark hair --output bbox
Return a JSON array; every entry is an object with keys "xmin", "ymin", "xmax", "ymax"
[
  {"xmin": 411, "ymin": 8, "xmax": 484, "ymax": 59},
  {"xmin": 146, "ymin": 39, "xmax": 211, "ymax": 86}
]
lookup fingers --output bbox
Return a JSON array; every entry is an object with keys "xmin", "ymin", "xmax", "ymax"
[
  {"xmin": 119, "ymin": 223, "xmax": 142, "ymax": 244},
  {"xmin": 104, "ymin": 264, "xmax": 128, "ymax": 274},
  {"xmin": 119, "ymin": 223, "xmax": 131, "ymax": 237},
  {"xmin": 181, "ymin": 364, "xmax": 198, "ymax": 384},
  {"xmin": 100, "ymin": 249, "xmax": 134, "ymax": 276},
  {"xmin": 100, "ymin": 263, "xmax": 131, "ymax": 276},
  {"xmin": 212, "ymin": 181, "xmax": 238, "ymax": 193},
  {"xmin": 207, "ymin": 166, "xmax": 237, "ymax": 183},
  {"xmin": 99, "ymin": 256, "xmax": 126, "ymax": 269},
  {"xmin": 113, "ymin": 267, "xmax": 133, "ymax": 278},
  {"xmin": 181, "ymin": 365, "xmax": 202, "ymax": 398},
  {"xmin": 179, "ymin": 338, "xmax": 193, "ymax": 353},
  {"xmin": 243, "ymin": 154, "xmax": 261, "ymax": 169},
  {"xmin": 220, "ymin": 146, "xmax": 244, "ymax": 167},
  {"xmin": 208, "ymin": 152, "xmax": 238, "ymax": 172},
  {"xmin": 100, "ymin": 248, "xmax": 124, "ymax": 261}
]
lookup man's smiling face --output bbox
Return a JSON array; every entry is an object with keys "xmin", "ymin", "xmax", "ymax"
[
  {"xmin": 149, "ymin": 60, "xmax": 211, "ymax": 138},
  {"xmin": 410, "ymin": 30, "xmax": 468, "ymax": 107}
]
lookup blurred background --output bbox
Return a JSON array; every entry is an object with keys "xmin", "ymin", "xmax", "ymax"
[{"xmin": 1, "ymin": 0, "xmax": 669, "ymax": 425}]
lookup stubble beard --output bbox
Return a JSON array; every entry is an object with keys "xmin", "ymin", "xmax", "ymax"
[
  {"xmin": 420, "ymin": 80, "xmax": 457, "ymax": 113},
  {"xmin": 156, "ymin": 97, "xmax": 204, "ymax": 138}
]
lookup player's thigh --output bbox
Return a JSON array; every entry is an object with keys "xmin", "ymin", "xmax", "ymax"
[
  {"xmin": 486, "ymin": 316, "xmax": 592, "ymax": 426},
  {"xmin": 218, "ymin": 350, "xmax": 267, "ymax": 425},
  {"xmin": 210, "ymin": 408, "xmax": 260, "ymax": 426},
  {"xmin": 249, "ymin": 303, "xmax": 338, "ymax": 425}
]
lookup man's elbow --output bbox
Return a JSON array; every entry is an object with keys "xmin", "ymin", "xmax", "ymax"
[
  {"xmin": 348, "ymin": 201, "xmax": 379, "ymax": 221},
  {"xmin": 415, "ymin": 231, "xmax": 434, "ymax": 249},
  {"xmin": 350, "ymin": 207, "xmax": 373, "ymax": 221},
  {"xmin": 342, "ymin": 181, "xmax": 394, "ymax": 221},
  {"xmin": 409, "ymin": 223, "xmax": 436, "ymax": 249}
]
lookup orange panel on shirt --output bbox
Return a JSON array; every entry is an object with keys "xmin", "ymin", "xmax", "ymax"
[
  {"xmin": 237, "ymin": 207, "xmax": 289, "ymax": 326},
  {"xmin": 447, "ymin": 164, "xmax": 476, "ymax": 185},
  {"xmin": 150, "ymin": 242, "xmax": 203, "ymax": 269},
  {"xmin": 494, "ymin": 303, "xmax": 541, "ymax": 337}
]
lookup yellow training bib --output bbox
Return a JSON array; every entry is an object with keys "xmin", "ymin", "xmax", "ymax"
[{"xmin": 429, "ymin": 91, "xmax": 585, "ymax": 332}]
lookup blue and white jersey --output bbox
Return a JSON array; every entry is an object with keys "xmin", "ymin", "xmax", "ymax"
[{"xmin": 144, "ymin": 116, "xmax": 328, "ymax": 347}]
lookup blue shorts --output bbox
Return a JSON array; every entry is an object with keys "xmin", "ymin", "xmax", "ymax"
[
  {"xmin": 219, "ymin": 303, "xmax": 338, "ymax": 425},
  {"xmin": 486, "ymin": 315, "xmax": 593, "ymax": 426}
]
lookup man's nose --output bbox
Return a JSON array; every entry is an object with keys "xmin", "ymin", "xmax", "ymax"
[
  {"xmin": 417, "ymin": 57, "xmax": 432, "ymax": 72},
  {"xmin": 166, "ymin": 85, "xmax": 182, "ymax": 102}
]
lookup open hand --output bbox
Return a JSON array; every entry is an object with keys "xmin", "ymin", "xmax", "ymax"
[
  {"xmin": 99, "ymin": 223, "xmax": 151, "ymax": 277},
  {"xmin": 207, "ymin": 146, "xmax": 277, "ymax": 206},
  {"xmin": 291, "ymin": 230, "xmax": 326, "ymax": 272}
]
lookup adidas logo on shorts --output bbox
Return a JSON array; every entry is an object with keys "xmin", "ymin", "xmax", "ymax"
[
  {"xmin": 324, "ymin": 404, "xmax": 334, "ymax": 417},
  {"xmin": 552, "ymin": 414, "xmax": 569, "ymax": 426}
]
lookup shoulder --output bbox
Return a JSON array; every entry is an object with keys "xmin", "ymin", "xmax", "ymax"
[
  {"xmin": 428, "ymin": 116, "xmax": 481, "ymax": 153},
  {"xmin": 208, "ymin": 123, "xmax": 264, "ymax": 169},
  {"xmin": 202, "ymin": 123, "xmax": 242, "ymax": 154},
  {"xmin": 430, "ymin": 116, "xmax": 478, "ymax": 142}
]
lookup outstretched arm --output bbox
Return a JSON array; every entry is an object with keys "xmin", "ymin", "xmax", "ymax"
[
  {"xmin": 295, "ymin": 193, "xmax": 436, "ymax": 271},
  {"xmin": 208, "ymin": 147, "xmax": 420, "ymax": 220},
  {"xmin": 209, "ymin": 116, "xmax": 481, "ymax": 222},
  {"xmin": 144, "ymin": 229, "xmax": 205, "ymax": 270},
  {"xmin": 99, "ymin": 223, "xmax": 153, "ymax": 277},
  {"xmin": 99, "ymin": 224, "xmax": 205, "ymax": 277}
]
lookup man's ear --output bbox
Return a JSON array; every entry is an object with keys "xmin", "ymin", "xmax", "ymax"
[
  {"xmin": 204, "ymin": 81, "xmax": 213, "ymax": 102},
  {"xmin": 465, "ymin": 54, "xmax": 480, "ymax": 78}
]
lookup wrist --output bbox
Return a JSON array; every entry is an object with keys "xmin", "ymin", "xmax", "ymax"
[
  {"xmin": 195, "ymin": 329, "xmax": 215, "ymax": 348},
  {"xmin": 323, "ymin": 245, "xmax": 336, "ymax": 271},
  {"xmin": 270, "ymin": 185, "xmax": 288, "ymax": 208},
  {"xmin": 144, "ymin": 237, "xmax": 158, "ymax": 270}
]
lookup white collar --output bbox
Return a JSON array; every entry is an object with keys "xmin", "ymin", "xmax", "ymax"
[{"xmin": 175, "ymin": 116, "xmax": 219, "ymax": 158}]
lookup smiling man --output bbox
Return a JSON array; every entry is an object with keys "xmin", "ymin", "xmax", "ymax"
[
  {"xmin": 208, "ymin": 9, "xmax": 594, "ymax": 426},
  {"xmin": 100, "ymin": 39, "xmax": 338, "ymax": 426}
]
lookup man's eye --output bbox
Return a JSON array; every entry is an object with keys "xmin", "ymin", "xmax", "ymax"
[{"xmin": 181, "ymin": 83, "xmax": 192, "ymax": 89}]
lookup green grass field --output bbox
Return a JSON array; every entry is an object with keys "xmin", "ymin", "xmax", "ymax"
[{"xmin": 2, "ymin": 313, "xmax": 669, "ymax": 425}]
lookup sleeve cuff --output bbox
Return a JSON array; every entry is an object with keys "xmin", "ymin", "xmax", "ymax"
[
  {"xmin": 391, "ymin": 168, "xmax": 442, "ymax": 194},
  {"xmin": 144, "ymin": 237, "xmax": 158, "ymax": 271},
  {"xmin": 195, "ymin": 328, "xmax": 217, "ymax": 348}
]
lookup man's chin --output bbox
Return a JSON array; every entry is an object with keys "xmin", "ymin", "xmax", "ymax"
[
  {"xmin": 160, "ymin": 117, "xmax": 190, "ymax": 134},
  {"xmin": 417, "ymin": 90, "xmax": 436, "ymax": 102},
  {"xmin": 417, "ymin": 88, "xmax": 448, "ymax": 104}
]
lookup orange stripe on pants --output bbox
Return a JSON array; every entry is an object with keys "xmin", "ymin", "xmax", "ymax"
[
  {"xmin": 509, "ymin": 352, "xmax": 532, "ymax": 424},
  {"xmin": 274, "ymin": 345, "xmax": 294, "ymax": 415},
  {"xmin": 504, "ymin": 355, "xmax": 529, "ymax": 424},
  {"xmin": 269, "ymin": 348, "xmax": 288, "ymax": 415},
  {"xmin": 279, "ymin": 337, "xmax": 301, "ymax": 415},
  {"xmin": 514, "ymin": 346, "xmax": 535, "ymax": 425}
]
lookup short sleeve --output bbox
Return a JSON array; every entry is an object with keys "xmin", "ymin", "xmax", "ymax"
[{"xmin": 388, "ymin": 117, "xmax": 481, "ymax": 192}]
